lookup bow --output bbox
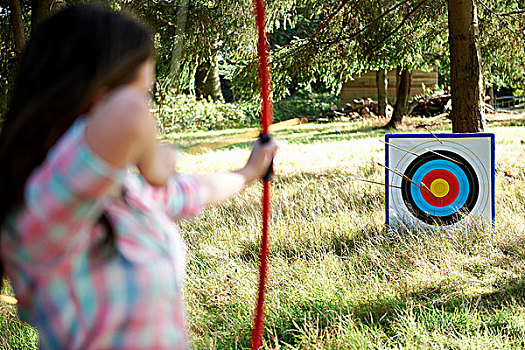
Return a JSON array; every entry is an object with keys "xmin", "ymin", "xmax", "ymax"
[{"xmin": 250, "ymin": 0, "xmax": 273, "ymax": 348}]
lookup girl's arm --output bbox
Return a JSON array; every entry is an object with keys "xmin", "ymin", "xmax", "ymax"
[
  {"xmin": 193, "ymin": 138, "xmax": 278, "ymax": 207},
  {"xmin": 86, "ymin": 85, "xmax": 278, "ymax": 210}
]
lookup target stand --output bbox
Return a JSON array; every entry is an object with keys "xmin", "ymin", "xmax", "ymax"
[{"xmin": 385, "ymin": 133, "xmax": 495, "ymax": 231}]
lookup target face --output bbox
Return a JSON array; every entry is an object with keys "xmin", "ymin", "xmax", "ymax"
[{"xmin": 386, "ymin": 133, "xmax": 495, "ymax": 229}]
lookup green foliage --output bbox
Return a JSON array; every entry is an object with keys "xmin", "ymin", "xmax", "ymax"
[
  {"xmin": 478, "ymin": 0, "xmax": 525, "ymax": 90},
  {"xmin": 232, "ymin": 0, "xmax": 450, "ymax": 101},
  {"xmin": 155, "ymin": 92, "xmax": 338, "ymax": 132},
  {"xmin": 155, "ymin": 94, "xmax": 259, "ymax": 133},
  {"xmin": 120, "ymin": 0, "xmax": 294, "ymax": 98},
  {"xmin": 3, "ymin": 0, "xmax": 523, "ymax": 114},
  {"xmin": 273, "ymin": 92, "xmax": 338, "ymax": 122}
]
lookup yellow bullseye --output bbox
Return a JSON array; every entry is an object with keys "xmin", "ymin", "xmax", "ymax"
[{"xmin": 430, "ymin": 179, "xmax": 450, "ymax": 198}]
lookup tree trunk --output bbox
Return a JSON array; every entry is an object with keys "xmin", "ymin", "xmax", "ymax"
[
  {"xmin": 9, "ymin": 0, "xmax": 25, "ymax": 55},
  {"xmin": 387, "ymin": 68, "xmax": 412, "ymax": 129},
  {"xmin": 31, "ymin": 0, "xmax": 66, "ymax": 33},
  {"xmin": 376, "ymin": 69, "xmax": 388, "ymax": 116},
  {"xmin": 486, "ymin": 86, "xmax": 494, "ymax": 99},
  {"xmin": 169, "ymin": 0, "xmax": 189, "ymax": 92},
  {"xmin": 31, "ymin": 0, "xmax": 52, "ymax": 33},
  {"xmin": 195, "ymin": 58, "xmax": 224, "ymax": 101},
  {"xmin": 448, "ymin": 0, "xmax": 484, "ymax": 132},
  {"xmin": 487, "ymin": 86, "xmax": 494, "ymax": 108}
]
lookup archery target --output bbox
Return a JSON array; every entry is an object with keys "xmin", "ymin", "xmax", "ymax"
[{"xmin": 385, "ymin": 133, "xmax": 495, "ymax": 230}]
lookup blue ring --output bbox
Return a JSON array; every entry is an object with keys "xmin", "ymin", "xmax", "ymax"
[{"xmin": 410, "ymin": 160, "xmax": 469, "ymax": 216}]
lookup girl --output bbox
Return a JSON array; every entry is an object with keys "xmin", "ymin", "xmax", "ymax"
[{"xmin": 0, "ymin": 5, "xmax": 277, "ymax": 349}]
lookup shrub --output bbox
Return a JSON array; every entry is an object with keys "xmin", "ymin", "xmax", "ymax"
[
  {"xmin": 273, "ymin": 92, "xmax": 339, "ymax": 122},
  {"xmin": 155, "ymin": 94, "xmax": 259, "ymax": 133}
]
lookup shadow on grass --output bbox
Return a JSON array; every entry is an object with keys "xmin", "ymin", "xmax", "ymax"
[
  {"xmin": 275, "ymin": 124, "xmax": 391, "ymax": 144},
  {"xmin": 259, "ymin": 224, "xmax": 525, "ymax": 347},
  {"xmin": 236, "ymin": 228, "xmax": 367, "ymax": 264},
  {"xmin": 262, "ymin": 276, "xmax": 525, "ymax": 348},
  {"xmin": 487, "ymin": 115, "xmax": 525, "ymax": 128},
  {"xmin": 498, "ymin": 235, "xmax": 525, "ymax": 260},
  {"xmin": 171, "ymin": 113, "xmax": 525, "ymax": 156},
  {"xmin": 231, "ymin": 198, "xmax": 525, "ymax": 347},
  {"xmin": 407, "ymin": 277, "xmax": 525, "ymax": 311}
]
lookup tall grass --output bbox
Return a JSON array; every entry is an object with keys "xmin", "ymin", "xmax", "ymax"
[{"xmin": 2, "ymin": 115, "xmax": 525, "ymax": 349}]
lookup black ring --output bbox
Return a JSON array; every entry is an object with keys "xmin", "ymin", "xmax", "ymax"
[{"xmin": 401, "ymin": 150, "xmax": 479, "ymax": 226}]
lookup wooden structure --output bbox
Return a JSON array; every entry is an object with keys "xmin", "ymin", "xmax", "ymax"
[{"xmin": 340, "ymin": 69, "xmax": 438, "ymax": 105}]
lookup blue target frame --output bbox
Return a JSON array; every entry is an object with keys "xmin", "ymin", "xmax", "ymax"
[{"xmin": 385, "ymin": 133, "xmax": 495, "ymax": 230}]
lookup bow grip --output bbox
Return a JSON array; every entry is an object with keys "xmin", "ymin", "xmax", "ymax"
[{"xmin": 259, "ymin": 133, "xmax": 273, "ymax": 181}]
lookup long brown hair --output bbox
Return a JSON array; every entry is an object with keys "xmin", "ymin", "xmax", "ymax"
[{"xmin": 0, "ymin": 4, "xmax": 154, "ymax": 290}]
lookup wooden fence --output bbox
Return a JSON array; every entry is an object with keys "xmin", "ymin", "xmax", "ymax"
[{"xmin": 340, "ymin": 69, "xmax": 438, "ymax": 105}]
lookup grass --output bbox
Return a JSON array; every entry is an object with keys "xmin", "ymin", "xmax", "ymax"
[
  {"xmin": 0, "ymin": 282, "xmax": 39, "ymax": 349},
  {"xmin": 2, "ymin": 113, "xmax": 525, "ymax": 349}
]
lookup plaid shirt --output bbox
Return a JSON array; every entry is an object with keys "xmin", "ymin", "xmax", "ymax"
[{"xmin": 2, "ymin": 118, "xmax": 204, "ymax": 349}]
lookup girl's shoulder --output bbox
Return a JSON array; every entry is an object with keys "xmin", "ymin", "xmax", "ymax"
[{"xmin": 84, "ymin": 86, "xmax": 155, "ymax": 170}]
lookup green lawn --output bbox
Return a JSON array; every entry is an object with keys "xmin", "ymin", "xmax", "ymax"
[{"xmin": 2, "ymin": 114, "xmax": 525, "ymax": 349}]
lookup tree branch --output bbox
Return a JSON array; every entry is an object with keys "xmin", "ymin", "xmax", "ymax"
[
  {"xmin": 273, "ymin": 0, "xmax": 354, "ymax": 55},
  {"xmin": 477, "ymin": 0, "xmax": 523, "ymax": 38},
  {"xmin": 497, "ymin": 9, "xmax": 525, "ymax": 15},
  {"xmin": 364, "ymin": 0, "xmax": 429, "ymax": 55},
  {"xmin": 309, "ymin": 0, "xmax": 351, "ymax": 42},
  {"xmin": 306, "ymin": 0, "xmax": 424, "ymax": 50},
  {"xmin": 306, "ymin": 0, "xmax": 427, "ymax": 57}
]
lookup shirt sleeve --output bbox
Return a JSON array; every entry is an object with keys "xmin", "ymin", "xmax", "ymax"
[
  {"xmin": 124, "ymin": 173, "xmax": 205, "ymax": 221},
  {"xmin": 162, "ymin": 175, "xmax": 205, "ymax": 220},
  {"xmin": 19, "ymin": 119, "xmax": 126, "ymax": 263}
]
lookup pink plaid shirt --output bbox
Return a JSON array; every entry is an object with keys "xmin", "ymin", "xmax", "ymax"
[{"xmin": 2, "ymin": 118, "xmax": 204, "ymax": 349}]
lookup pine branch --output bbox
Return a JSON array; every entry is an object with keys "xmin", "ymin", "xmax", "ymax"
[
  {"xmin": 273, "ymin": 0, "xmax": 355, "ymax": 55},
  {"xmin": 498, "ymin": 9, "xmax": 525, "ymax": 15},
  {"xmin": 356, "ymin": 0, "xmax": 429, "ymax": 55},
  {"xmin": 477, "ymin": 0, "xmax": 523, "ymax": 38},
  {"xmin": 311, "ymin": 0, "xmax": 426, "ymax": 51},
  {"xmin": 274, "ymin": 0, "xmax": 419, "ymax": 56},
  {"xmin": 309, "ymin": 0, "xmax": 351, "ymax": 42}
]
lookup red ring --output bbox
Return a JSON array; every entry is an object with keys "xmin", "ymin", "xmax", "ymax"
[{"xmin": 420, "ymin": 169, "xmax": 459, "ymax": 207}]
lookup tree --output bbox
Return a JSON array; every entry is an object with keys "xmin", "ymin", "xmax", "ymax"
[
  {"xmin": 195, "ymin": 59, "xmax": 224, "ymax": 101},
  {"xmin": 2, "ymin": 0, "xmax": 72, "ymax": 118},
  {"xmin": 240, "ymin": 0, "xmax": 447, "ymax": 127},
  {"xmin": 1, "ymin": 1, "xmax": 27, "ymax": 117},
  {"xmin": 448, "ymin": 0, "xmax": 484, "ymax": 132},
  {"xmin": 235, "ymin": 0, "xmax": 521, "ymax": 129},
  {"xmin": 31, "ymin": 0, "xmax": 66, "ymax": 33},
  {"xmin": 376, "ymin": 69, "xmax": 388, "ymax": 117},
  {"xmin": 2, "ymin": 0, "xmax": 523, "ymax": 120},
  {"xmin": 8, "ymin": 0, "xmax": 25, "ymax": 54},
  {"xmin": 123, "ymin": 0, "xmax": 297, "ymax": 100},
  {"xmin": 387, "ymin": 68, "xmax": 412, "ymax": 128}
]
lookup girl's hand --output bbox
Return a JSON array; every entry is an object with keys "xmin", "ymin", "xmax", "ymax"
[{"xmin": 239, "ymin": 137, "xmax": 279, "ymax": 185}]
